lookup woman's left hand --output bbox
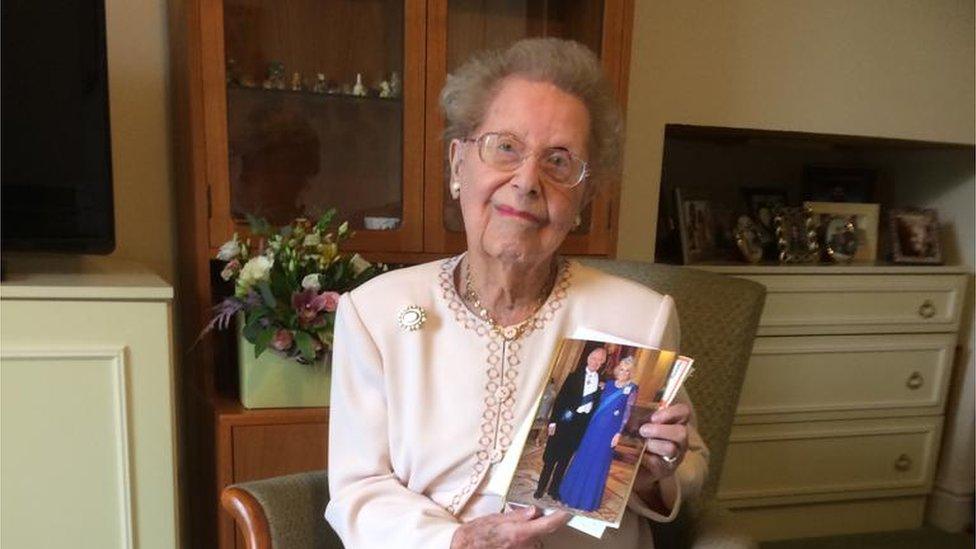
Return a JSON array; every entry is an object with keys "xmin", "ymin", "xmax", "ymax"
[{"xmin": 636, "ymin": 403, "xmax": 690, "ymax": 480}]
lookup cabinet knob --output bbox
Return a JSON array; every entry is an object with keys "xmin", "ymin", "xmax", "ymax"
[
  {"xmin": 918, "ymin": 300, "xmax": 937, "ymax": 319},
  {"xmin": 894, "ymin": 454, "xmax": 913, "ymax": 472},
  {"xmin": 906, "ymin": 372, "xmax": 924, "ymax": 390}
]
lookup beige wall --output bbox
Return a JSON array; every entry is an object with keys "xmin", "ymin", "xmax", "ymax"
[
  {"xmin": 619, "ymin": 0, "xmax": 975, "ymax": 260},
  {"xmin": 103, "ymin": 0, "xmax": 175, "ymax": 283}
]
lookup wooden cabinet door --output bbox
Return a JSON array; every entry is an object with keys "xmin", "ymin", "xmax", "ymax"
[
  {"xmin": 199, "ymin": 0, "xmax": 427, "ymax": 257},
  {"xmin": 230, "ymin": 422, "xmax": 328, "ymax": 549},
  {"xmin": 422, "ymin": 0, "xmax": 634, "ymax": 256},
  {"xmin": 215, "ymin": 406, "xmax": 329, "ymax": 549}
]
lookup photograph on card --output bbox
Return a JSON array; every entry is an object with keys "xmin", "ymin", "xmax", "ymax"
[{"xmin": 505, "ymin": 337, "xmax": 681, "ymax": 526}]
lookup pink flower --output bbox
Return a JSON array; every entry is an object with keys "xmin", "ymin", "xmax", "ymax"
[
  {"xmin": 321, "ymin": 291, "xmax": 340, "ymax": 312},
  {"xmin": 292, "ymin": 289, "xmax": 329, "ymax": 327},
  {"xmin": 271, "ymin": 329, "xmax": 294, "ymax": 351},
  {"xmin": 220, "ymin": 259, "xmax": 241, "ymax": 281}
]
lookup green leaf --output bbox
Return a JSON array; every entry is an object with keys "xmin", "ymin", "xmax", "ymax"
[
  {"xmin": 332, "ymin": 261, "xmax": 346, "ymax": 285},
  {"xmin": 315, "ymin": 208, "xmax": 337, "ymax": 231},
  {"xmin": 294, "ymin": 331, "xmax": 316, "ymax": 362},
  {"xmin": 253, "ymin": 327, "xmax": 275, "ymax": 358},
  {"xmin": 257, "ymin": 281, "xmax": 277, "ymax": 308},
  {"xmin": 269, "ymin": 269, "xmax": 291, "ymax": 302},
  {"xmin": 242, "ymin": 312, "xmax": 263, "ymax": 341}
]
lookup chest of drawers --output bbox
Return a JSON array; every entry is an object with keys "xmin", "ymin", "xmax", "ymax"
[{"xmin": 698, "ymin": 265, "xmax": 968, "ymax": 540}]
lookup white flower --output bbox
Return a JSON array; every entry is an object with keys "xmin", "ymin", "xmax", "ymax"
[
  {"xmin": 349, "ymin": 253, "xmax": 371, "ymax": 276},
  {"xmin": 238, "ymin": 256, "xmax": 273, "ymax": 288},
  {"xmin": 337, "ymin": 221, "xmax": 349, "ymax": 236},
  {"xmin": 303, "ymin": 233, "xmax": 321, "ymax": 247},
  {"xmin": 301, "ymin": 273, "xmax": 322, "ymax": 292},
  {"xmin": 217, "ymin": 235, "xmax": 241, "ymax": 261}
]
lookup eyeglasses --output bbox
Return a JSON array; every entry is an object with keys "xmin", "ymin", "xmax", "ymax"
[{"xmin": 462, "ymin": 132, "xmax": 589, "ymax": 188}]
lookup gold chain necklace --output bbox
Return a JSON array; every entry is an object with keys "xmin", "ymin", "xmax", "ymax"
[{"xmin": 463, "ymin": 259, "xmax": 556, "ymax": 341}]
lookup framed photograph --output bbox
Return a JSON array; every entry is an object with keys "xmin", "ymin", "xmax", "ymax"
[
  {"xmin": 774, "ymin": 206, "xmax": 819, "ymax": 263},
  {"xmin": 741, "ymin": 187, "xmax": 788, "ymax": 232},
  {"xmin": 820, "ymin": 215, "xmax": 858, "ymax": 263},
  {"xmin": 804, "ymin": 201, "xmax": 880, "ymax": 262},
  {"xmin": 675, "ymin": 187, "xmax": 717, "ymax": 264},
  {"xmin": 508, "ymin": 338, "xmax": 680, "ymax": 525},
  {"xmin": 733, "ymin": 215, "xmax": 764, "ymax": 263},
  {"xmin": 802, "ymin": 165, "xmax": 877, "ymax": 203},
  {"xmin": 889, "ymin": 209, "xmax": 943, "ymax": 264}
]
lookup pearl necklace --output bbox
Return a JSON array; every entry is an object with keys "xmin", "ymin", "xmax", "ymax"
[{"xmin": 463, "ymin": 259, "xmax": 556, "ymax": 341}]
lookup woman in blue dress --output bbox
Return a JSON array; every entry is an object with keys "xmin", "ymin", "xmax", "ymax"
[{"xmin": 558, "ymin": 356, "xmax": 639, "ymax": 511}]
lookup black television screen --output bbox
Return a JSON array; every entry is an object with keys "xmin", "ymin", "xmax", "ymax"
[{"xmin": 2, "ymin": 0, "xmax": 115, "ymax": 254}]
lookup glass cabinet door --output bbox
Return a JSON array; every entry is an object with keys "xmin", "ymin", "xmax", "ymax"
[
  {"xmin": 425, "ymin": 0, "xmax": 627, "ymax": 255},
  {"xmin": 204, "ymin": 0, "xmax": 425, "ymax": 253}
]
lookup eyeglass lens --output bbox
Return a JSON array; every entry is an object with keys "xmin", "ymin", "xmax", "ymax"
[{"xmin": 478, "ymin": 133, "xmax": 583, "ymax": 186}]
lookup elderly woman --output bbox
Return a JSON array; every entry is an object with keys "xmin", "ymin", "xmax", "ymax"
[{"xmin": 325, "ymin": 38, "xmax": 708, "ymax": 548}]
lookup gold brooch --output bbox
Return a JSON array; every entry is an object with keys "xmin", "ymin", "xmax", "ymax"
[{"xmin": 397, "ymin": 305, "xmax": 426, "ymax": 331}]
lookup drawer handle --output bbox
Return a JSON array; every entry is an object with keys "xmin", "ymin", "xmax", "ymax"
[
  {"xmin": 906, "ymin": 372, "xmax": 924, "ymax": 390},
  {"xmin": 894, "ymin": 454, "xmax": 913, "ymax": 472},
  {"xmin": 918, "ymin": 300, "xmax": 937, "ymax": 319}
]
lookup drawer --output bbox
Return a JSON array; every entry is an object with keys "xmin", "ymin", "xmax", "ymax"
[
  {"xmin": 739, "ymin": 274, "xmax": 966, "ymax": 335},
  {"xmin": 717, "ymin": 416, "xmax": 943, "ymax": 504},
  {"xmin": 736, "ymin": 334, "xmax": 955, "ymax": 421}
]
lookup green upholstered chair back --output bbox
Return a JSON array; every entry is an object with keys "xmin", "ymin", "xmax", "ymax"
[
  {"xmin": 579, "ymin": 260, "xmax": 766, "ymax": 497},
  {"xmin": 240, "ymin": 470, "xmax": 340, "ymax": 548}
]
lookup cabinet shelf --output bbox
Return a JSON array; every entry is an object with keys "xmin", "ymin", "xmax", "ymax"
[{"xmin": 227, "ymin": 84, "xmax": 402, "ymax": 104}]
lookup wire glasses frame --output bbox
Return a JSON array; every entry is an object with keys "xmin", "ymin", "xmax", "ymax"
[{"xmin": 461, "ymin": 132, "xmax": 590, "ymax": 188}]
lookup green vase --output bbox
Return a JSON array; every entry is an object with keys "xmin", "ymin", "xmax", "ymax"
[{"xmin": 237, "ymin": 328, "xmax": 331, "ymax": 409}]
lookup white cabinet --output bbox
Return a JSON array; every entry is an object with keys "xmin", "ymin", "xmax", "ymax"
[
  {"xmin": 0, "ymin": 257, "xmax": 178, "ymax": 549},
  {"xmin": 698, "ymin": 264, "xmax": 968, "ymax": 541}
]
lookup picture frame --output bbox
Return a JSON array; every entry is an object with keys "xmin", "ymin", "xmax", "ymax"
[
  {"xmin": 889, "ymin": 208, "xmax": 943, "ymax": 264},
  {"xmin": 820, "ymin": 215, "xmax": 858, "ymax": 263},
  {"xmin": 733, "ymin": 215, "xmax": 764, "ymax": 263},
  {"xmin": 804, "ymin": 201, "xmax": 880, "ymax": 262},
  {"xmin": 741, "ymin": 187, "xmax": 788, "ymax": 232},
  {"xmin": 773, "ymin": 206, "xmax": 819, "ymax": 263},
  {"xmin": 675, "ymin": 187, "xmax": 718, "ymax": 264}
]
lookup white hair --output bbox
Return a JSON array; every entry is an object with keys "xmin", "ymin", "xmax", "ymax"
[{"xmin": 440, "ymin": 37, "xmax": 623, "ymax": 194}]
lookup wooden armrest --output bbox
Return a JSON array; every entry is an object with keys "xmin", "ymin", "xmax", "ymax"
[{"xmin": 221, "ymin": 486, "xmax": 272, "ymax": 549}]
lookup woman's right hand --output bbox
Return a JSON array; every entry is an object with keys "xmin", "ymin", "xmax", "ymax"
[{"xmin": 450, "ymin": 506, "xmax": 570, "ymax": 549}]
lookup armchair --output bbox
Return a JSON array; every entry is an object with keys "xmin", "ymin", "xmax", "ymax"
[{"xmin": 222, "ymin": 260, "xmax": 765, "ymax": 548}]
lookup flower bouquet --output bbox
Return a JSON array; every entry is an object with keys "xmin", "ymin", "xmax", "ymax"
[{"xmin": 205, "ymin": 210, "xmax": 385, "ymax": 365}]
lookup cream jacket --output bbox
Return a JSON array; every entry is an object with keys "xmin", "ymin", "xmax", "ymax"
[{"xmin": 325, "ymin": 256, "xmax": 709, "ymax": 548}]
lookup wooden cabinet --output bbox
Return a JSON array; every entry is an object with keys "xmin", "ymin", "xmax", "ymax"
[
  {"xmin": 699, "ymin": 264, "xmax": 968, "ymax": 541},
  {"xmin": 170, "ymin": 2, "xmax": 635, "ymax": 547},
  {"xmin": 212, "ymin": 395, "xmax": 328, "ymax": 549},
  {"xmin": 193, "ymin": 0, "xmax": 633, "ymax": 262}
]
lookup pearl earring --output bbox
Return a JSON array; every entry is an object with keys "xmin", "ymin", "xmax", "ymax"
[
  {"xmin": 574, "ymin": 213, "xmax": 582, "ymax": 228},
  {"xmin": 450, "ymin": 180, "xmax": 461, "ymax": 199}
]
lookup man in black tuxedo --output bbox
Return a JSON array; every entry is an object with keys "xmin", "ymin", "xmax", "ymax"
[{"xmin": 534, "ymin": 345, "xmax": 607, "ymax": 501}]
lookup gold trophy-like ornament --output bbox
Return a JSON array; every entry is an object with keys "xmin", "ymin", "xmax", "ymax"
[{"xmin": 774, "ymin": 206, "xmax": 820, "ymax": 264}]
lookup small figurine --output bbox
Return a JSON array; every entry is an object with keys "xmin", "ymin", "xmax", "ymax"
[
  {"xmin": 378, "ymin": 80, "xmax": 392, "ymax": 98},
  {"xmin": 312, "ymin": 73, "xmax": 327, "ymax": 94},
  {"xmin": 352, "ymin": 73, "xmax": 367, "ymax": 97},
  {"xmin": 264, "ymin": 61, "xmax": 286, "ymax": 90},
  {"xmin": 291, "ymin": 72, "xmax": 303, "ymax": 91},
  {"xmin": 389, "ymin": 71, "xmax": 401, "ymax": 97}
]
